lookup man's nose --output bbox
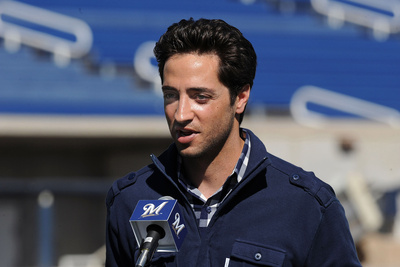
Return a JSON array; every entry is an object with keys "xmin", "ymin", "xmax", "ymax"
[{"xmin": 175, "ymin": 97, "xmax": 194, "ymax": 123}]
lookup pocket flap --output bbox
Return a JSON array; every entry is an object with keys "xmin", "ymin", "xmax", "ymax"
[{"xmin": 231, "ymin": 240, "xmax": 285, "ymax": 267}]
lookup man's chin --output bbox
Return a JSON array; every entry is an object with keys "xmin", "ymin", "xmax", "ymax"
[
  {"xmin": 176, "ymin": 145, "xmax": 200, "ymax": 159},
  {"xmin": 178, "ymin": 150, "xmax": 197, "ymax": 159}
]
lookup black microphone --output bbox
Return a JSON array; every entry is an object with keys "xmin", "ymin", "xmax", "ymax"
[
  {"xmin": 130, "ymin": 197, "xmax": 187, "ymax": 267},
  {"xmin": 135, "ymin": 224, "xmax": 165, "ymax": 267}
]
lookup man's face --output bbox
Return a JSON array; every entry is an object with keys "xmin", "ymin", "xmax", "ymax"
[{"xmin": 162, "ymin": 53, "xmax": 240, "ymax": 159}]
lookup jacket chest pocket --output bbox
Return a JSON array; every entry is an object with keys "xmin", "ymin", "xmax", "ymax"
[{"xmin": 228, "ymin": 240, "xmax": 286, "ymax": 267}]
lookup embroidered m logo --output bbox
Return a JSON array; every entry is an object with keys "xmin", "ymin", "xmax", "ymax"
[
  {"xmin": 171, "ymin": 212, "xmax": 185, "ymax": 236},
  {"xmin": 141, "ymin": 201, "xmax": 168, "ymax": 217}
]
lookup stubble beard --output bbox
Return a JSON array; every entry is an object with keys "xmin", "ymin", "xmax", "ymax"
[{"xmin": 176, "ymin": 114, "xmax": 235, "ymax": 163}]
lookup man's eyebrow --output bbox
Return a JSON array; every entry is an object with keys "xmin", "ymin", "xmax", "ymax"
[
  {"xmin": 162, "ymin": 86, "xmax": 214, "ymax": 93},
  {"xmin": 162, "ymin": 85, "xmax": 176, "ymax": 91},
  {"xmin": 188, "ymin": 87, "xmax": 212, "ymax": 93}
]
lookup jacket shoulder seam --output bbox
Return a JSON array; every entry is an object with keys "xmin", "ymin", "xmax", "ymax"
[
  {"xmin": 106, "ymin": 164, "xmax": 155, "ymax": 207},
  {"xmin": 269, "ymin": 157, "xmax": 336, "ymax": 208}
]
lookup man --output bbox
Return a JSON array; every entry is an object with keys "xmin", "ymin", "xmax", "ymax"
[{"xmin": 106, "ymin": 18, "xmax": 361, "ymax": 266}]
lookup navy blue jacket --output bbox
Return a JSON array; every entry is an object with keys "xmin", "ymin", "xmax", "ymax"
[{"xmin": 106, "ymin": 129, "xmax": 361, "ymax": 266}]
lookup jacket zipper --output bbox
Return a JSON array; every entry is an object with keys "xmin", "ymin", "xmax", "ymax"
[{"xmin": 150, "ymin": 154, "xmax": 198, "ymax": 220}]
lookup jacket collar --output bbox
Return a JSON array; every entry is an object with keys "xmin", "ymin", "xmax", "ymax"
[
  {"xmin": 151, "ymin": 142, "xmax": 179, "ymax": 182},
  {"xmin": 242, "ymin": 128, "xmax": 271, "ymax": 178}
]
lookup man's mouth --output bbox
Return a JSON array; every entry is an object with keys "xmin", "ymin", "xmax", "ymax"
[
  {"xmin": 175, "ymin": 128, "xmax": 198, "ymax": 143},
  {"xmin": 179, "ymin": 129, "xmax": 195, "ymax": 136}
]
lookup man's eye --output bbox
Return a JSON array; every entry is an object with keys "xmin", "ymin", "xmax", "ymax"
[
  {"xmin": 163, "ymin": 93, "xmax": 177, "ymax": 100},
  {"xmin": 195, "ymin": 94, "xmax": 209, "ymax": 102}
]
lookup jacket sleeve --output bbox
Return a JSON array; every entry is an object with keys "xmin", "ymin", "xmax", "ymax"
[
  {"xmin": 105, "ymin": 172, "xmax": 141, "ymax": 267},
  {"xmin": 305, "ymin": 200, "xmax": 362, "ymax": 266},
  {"xmin": 105, "ymin": 187, "xmax": 121, "ymax": 267},
  {"xmin": 105, "ymin": 186, "xmax": 136, "ymax": 267}
]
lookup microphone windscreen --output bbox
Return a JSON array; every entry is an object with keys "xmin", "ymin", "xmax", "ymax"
[{"xmin": 130, "ymin": 198, "xmax": 187, "ymax": 252}]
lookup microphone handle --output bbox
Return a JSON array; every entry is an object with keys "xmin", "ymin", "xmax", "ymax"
[
  {"xmin": 135, "ymin": 249, "xmax": 150, "ymax": 267},
  {"xmin": 135, "ymin": 225, "xmax": 166, "ymax": 267}
]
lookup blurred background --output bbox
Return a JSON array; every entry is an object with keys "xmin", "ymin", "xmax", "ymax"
[{"xmin": 0, "ymin": 0, "xmax": 399, "ymax": 266}]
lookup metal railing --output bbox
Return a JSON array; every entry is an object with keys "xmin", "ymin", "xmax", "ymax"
[
  {"xmin": 311, "ymin": 0, "xmax": 400, "ymax": 40},
  {"xmin": 0, "ymin": 1, "xmax": 93, "ymax": 66}
]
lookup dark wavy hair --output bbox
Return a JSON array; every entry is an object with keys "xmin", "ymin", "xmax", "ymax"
[{"xmin": 153, "ymin": 18, "xmax": 257, "ymax": 123}]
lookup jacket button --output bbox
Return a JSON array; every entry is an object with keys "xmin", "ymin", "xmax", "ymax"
[
  {"xmin": 254, "ymin": 253, "xmax": 262, "ymax": 261},
  {"xmin": 206, "ymin": 206, "xmax": 212, "ymax": 213},
  {"xmin": 292, "ymin": 174, "xmax": 300, "ymax": 181},
  {"xmin": 128, "ymin": 173, "xmax": 136, "ymax": 180}
]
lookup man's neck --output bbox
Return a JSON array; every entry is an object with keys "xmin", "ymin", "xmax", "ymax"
[{"xmin": 182, "ymin": 133, "xmax": 245, "ymax": 199}]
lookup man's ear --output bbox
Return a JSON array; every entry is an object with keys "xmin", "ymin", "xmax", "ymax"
[{"xmin": 236, "ymin": 84, "xmax": 250, "ymax": 114}]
